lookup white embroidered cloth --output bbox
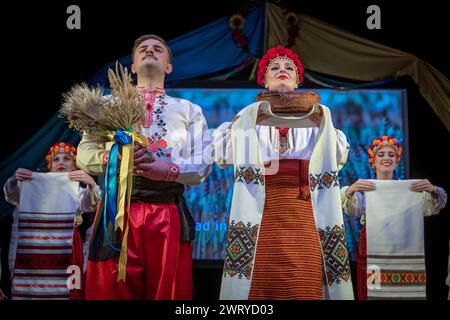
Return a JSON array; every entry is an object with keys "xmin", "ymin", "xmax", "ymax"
[
  {"xmin": 12, "ymin": 173, "xmax": 79, "ymax": 300},
  {"xmin": 365, "ymin": 179, "xmax": 426, "ymax": 299},
  {"xmin": 19, "ymin": 173, "xmax": 79, "ymax": 213}
]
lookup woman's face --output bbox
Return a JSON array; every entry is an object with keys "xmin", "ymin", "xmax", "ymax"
[
  {"xmin": 373, "ymin": 145, "xmax": 398, "ymax": 176},
  {"xmin": 265, "ymin": 58, "xmax": 298, "ymax": 92},
  {"xmin": 49, "ymin": 153, "xmax": 76, "ymax": 172}
]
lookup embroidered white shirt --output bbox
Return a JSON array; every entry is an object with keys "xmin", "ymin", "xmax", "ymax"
[
  {"xmin": 213, "ymin": 121, "xmax": 349, "ymax": 167},
  {"xmin": 77, "ymin": 94, "xmax": 213, "ymax": 186}
]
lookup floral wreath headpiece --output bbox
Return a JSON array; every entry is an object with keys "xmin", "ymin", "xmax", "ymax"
[
  {"xmin": 367, "ymin": 136, "xmax": 402, "ymax": 167},
  {"xmin": 45, "ymin": 142, "xmax": 77, "ymax": 168}
]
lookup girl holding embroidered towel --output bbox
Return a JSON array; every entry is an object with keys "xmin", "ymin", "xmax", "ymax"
[
  {"xmin": 3, "ymin": 142, "xmax": 100, "ymax": 300},
  {"xmin": 341, "ymin": 136, "xmax": 447, "ymax": 300}
]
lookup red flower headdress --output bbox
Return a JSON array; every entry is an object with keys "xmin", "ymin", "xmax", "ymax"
[{"xmin": 257, "ymin": 46, "xmax": 304, "ymax": 86}]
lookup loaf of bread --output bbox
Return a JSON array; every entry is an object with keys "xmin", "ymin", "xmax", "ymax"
[{"xmin": 256, "ymin": 91, "xmax": 320, "ymax": 113}]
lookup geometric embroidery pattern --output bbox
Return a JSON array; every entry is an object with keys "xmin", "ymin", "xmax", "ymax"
[
  {"xmin": 223, "ymin": 220, "xmax": 259, "ymax": 280},
  {"xmin": 278, "ymin": 134, "xmax": 289, "ymax": 154},
  {"xmin": 371, "ymin": 270, "xmax": 427, "ymax": 287},
  {"xmin": 309, "ymin": 170, "xmax": 340, "ymax": 192},
  {"xmin": 236, "ymin": 166, "xmax": 265, "ymax": 186},
  {"xmin": 318, "ymin": 224, "xmax": 351, "ymax": 286}
]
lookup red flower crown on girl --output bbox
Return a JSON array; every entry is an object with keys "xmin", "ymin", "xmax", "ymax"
[
  {"xmin": 367, "ymin": 136, "xmax": 402, "ymax": 167},
  {"xmin": 45, "ymin": 142, "xmax": 77, "ymax": 167},
  {"xmin": 257, "ymin": 46, "xmax": 304, "ymax": 86}
]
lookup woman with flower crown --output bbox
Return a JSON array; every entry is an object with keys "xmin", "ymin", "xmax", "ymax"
[
  {"xmin": 341, "ymin": 136, "xmax": 447, "ymax": 299},
  {"xmin": 213, "ymin": 46, "xmax": 354, "ymax": 300},
  {"xmin": 2, "ymin": 142, "xmax": 101, "ymax": 300}
]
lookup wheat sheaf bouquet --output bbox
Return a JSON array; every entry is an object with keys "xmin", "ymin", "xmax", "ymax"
[
  {"xmin": 60, "ymin": 63, "xmax": 147, "ymax": 282},
  {"xmin": 60, "ymin": 63, "xmax": 147, "ymax": 142}
]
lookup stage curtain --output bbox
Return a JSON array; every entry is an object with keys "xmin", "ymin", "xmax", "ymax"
[
  {"xmin": 90, "ymin": 2, "xmax": 264, "ymax": 87},
  {"xmin": 267, "ymin": 3, "xmax": 450, "ymax": 131}
]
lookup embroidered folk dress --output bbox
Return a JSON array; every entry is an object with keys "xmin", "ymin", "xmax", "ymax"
[
  {"xmin": 340, "ymin": 185, "xmax": 447, "ymax": 299},
  {"xmin": 3, "ymin": 175, "xmax": 100, "ymax": 300},
  {"xmin": 213, "ymin": 118, "xmax": 350, "ymax": 299},
  {"xmin": 76, "ymin": 91, "xmax": 212, "ymax": 300}
]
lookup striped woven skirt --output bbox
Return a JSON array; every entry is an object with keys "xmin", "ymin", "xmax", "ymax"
[
  {"xmin": 248, "ymin": 159, "xmax": 323, "ymax": 299},
  {"xmin": 11, "ymin": 211, "xmax": 80, "ymax": 300}
]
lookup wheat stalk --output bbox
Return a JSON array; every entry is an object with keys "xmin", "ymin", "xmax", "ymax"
[{"xmin": 60, "ymin": 63, "xmax": 146, "ymax": 143}]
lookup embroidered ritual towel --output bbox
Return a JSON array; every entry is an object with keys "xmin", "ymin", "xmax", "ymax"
[
  {"xmin": 19, "ymin": 172, "xmax": 79, "ymax": 213},
  {"xmin": 12, "ymin": 172, "xmax": 79, "ymax": 300},
  {"xmin": 220, "ymin": 102, "xmax": 354, "ymax": 300},
  {"xmin": 365, "ymin": 179, "xmax": 426, "ymax": 300}
]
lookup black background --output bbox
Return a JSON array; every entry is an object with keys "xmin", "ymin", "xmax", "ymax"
[{"xmin": 1, "ymin": 0, "xmax": 449, "ymax": 300}]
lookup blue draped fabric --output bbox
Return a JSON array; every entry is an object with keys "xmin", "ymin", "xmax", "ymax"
[
  {"xmin": 90, "ymin": 2, "xmax": 264, "ymax": 87},
  {"xmin": 0, "ymin": 3, "xmax": 264, "ymax": 221},
  {"xmin": 0, "ymin": 115, "xmax": 80, "ymax": 220}
]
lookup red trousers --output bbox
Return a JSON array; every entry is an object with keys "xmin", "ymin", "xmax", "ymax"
[{"xmin": 85, "ymin": 202, "xmax": 193, "ymax": 300}]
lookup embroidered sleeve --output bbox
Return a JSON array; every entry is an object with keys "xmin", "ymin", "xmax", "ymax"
[
  {"xmin": 212, "ymin": 108, "xmax": 248, "ymax": 168},
  {"xmin": 172, "ymin": 104, "xmax": 213, "ymax": 185},
  {"xmin": 78, "ymin": 185, "xmax": 101, "ymax": 213},
  {"xmin": 212, "ymin": 121, "xmax": 234, "ymax": 168},
  {"xmin": 166, "ymin": 163, "xmax": 181, "ymax": 181},
  {"xmin": 3, "ymin": 177, "xmax": 21, "ymax": 207},
  {"xmin": 423, "ymin": 186, "xmax": 447, "ymax": 216},
  {"xmin": 336, "ymin": 129, "xmax": 350, "ymax": 170},
  {"xmin": 340, "ymin": 186, "xmax": 366, "ymax": 221},
  {"xmin": 77, "ymin": 132, "xmax": 114, "ymax": 175}
]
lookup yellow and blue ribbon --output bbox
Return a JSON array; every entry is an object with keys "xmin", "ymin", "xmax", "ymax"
[
  {"xmin": 102, "ymin": 128, "xmax": 147, "ymax": 281},
  {"xmin": 106, "ymin": 130, "xmax": 132, "ymax": 225}
]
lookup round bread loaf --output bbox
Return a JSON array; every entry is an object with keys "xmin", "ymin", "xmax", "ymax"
[{"xmin": 256, "ymin": 91, "xmax": 320, "ymax": 113}]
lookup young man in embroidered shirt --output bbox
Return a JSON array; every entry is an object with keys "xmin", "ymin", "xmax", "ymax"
[{"xmin": 77, "ymin": 34, "xmax": 212, "ymax": 300}]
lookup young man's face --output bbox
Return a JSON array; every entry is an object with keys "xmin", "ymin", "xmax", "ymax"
[
  {"xmin": 373, "ymin": 145, "xmax": 398, "ymax": 177},
  {"xmin": 131, "ymin": 38, "xmax": 172, "ymax": 76},
  {"xmin": 49, "ymin": 153, "xmax": 76, "ymax": 172}
]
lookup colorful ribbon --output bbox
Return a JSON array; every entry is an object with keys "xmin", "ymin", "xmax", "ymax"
[{"xmin": 103, "ymin": 128, "xmax": 147, "ymax": 281}]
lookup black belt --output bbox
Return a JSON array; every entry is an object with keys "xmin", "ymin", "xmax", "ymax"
[{"xmin": 129, "ymin": 176, "xmax": 195, "ymax": 242}]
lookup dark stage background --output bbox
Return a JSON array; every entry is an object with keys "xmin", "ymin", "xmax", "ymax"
[{"xmin": 0, "ymin": 0, "xmax": 449, "ymax": 300}]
